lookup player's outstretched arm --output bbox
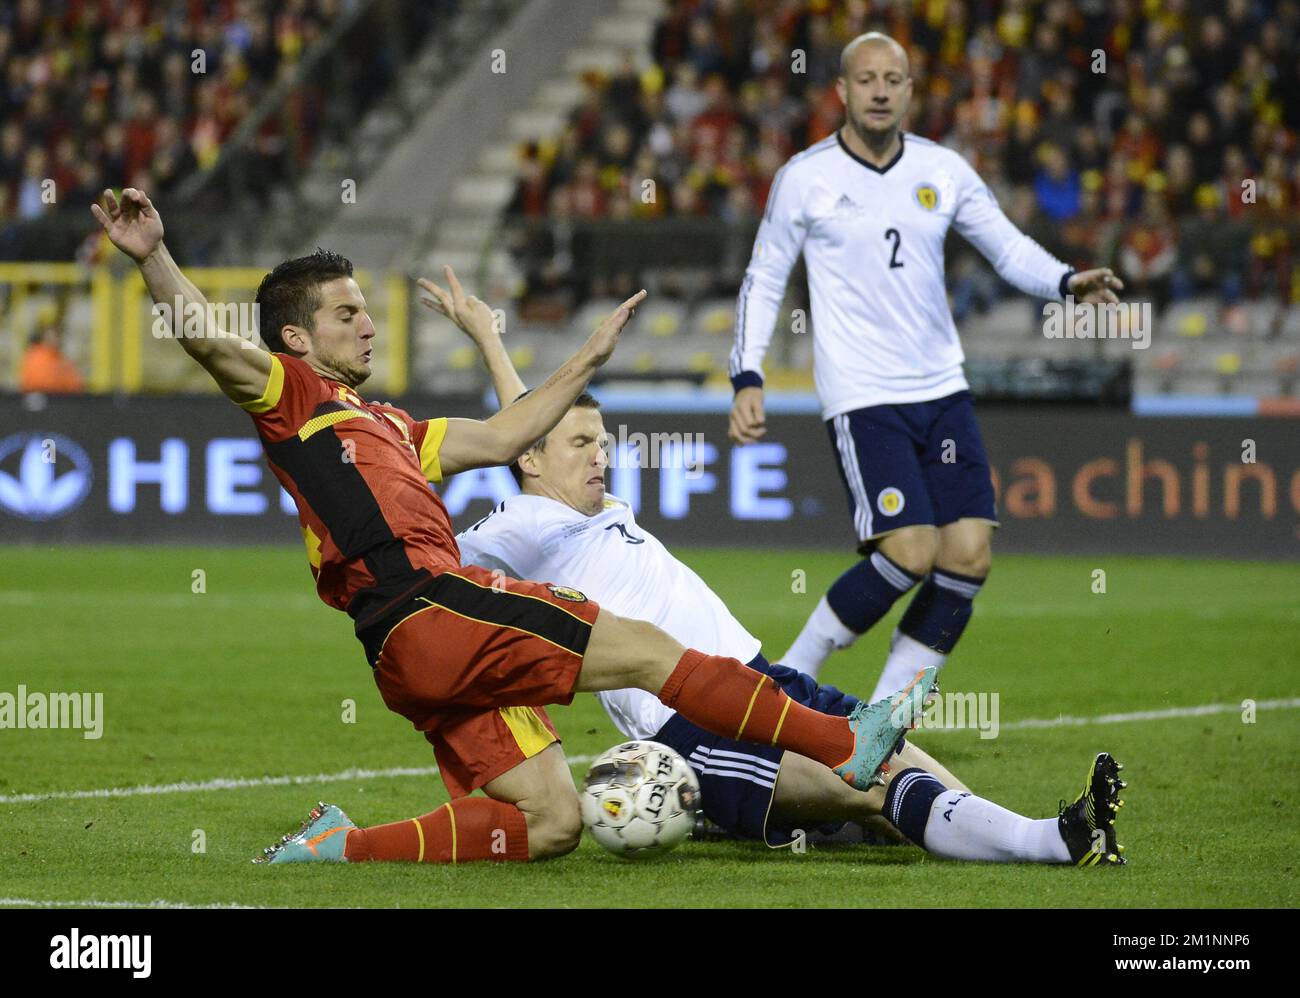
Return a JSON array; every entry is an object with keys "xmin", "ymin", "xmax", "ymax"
[
  {"xmin": 90, "ymin": 188, "xmax": 271, "ymax": 405},
  {"xmin": 950, "ymin": 160, "xmax": 1125, "ymax": 307},
  {"xmin": 422, "ymin": 273, "xmax": 645, "ymax": 475},
  {"xmin": 418, "ymin": 266, "xmax": 526, "ymax": 406}
]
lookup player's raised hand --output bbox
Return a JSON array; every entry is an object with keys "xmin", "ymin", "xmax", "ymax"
[
  {"xmin": 729, "ymin": 386, "xmax": 766, "ymax": 444},
  {"xmin": 1067, "ymin": 268, "xmax": 1125, "ymax": 305},
  {"xmin": 582, "ymin": 290, "xmax": 647, "ymax": 368},
  {"xmin": 90, "ymin": 188, "xmax": 164, "ymax": 263},
  {"xmin": 418, "ymin": 266, "xmax": 500, "ymax": 343}
]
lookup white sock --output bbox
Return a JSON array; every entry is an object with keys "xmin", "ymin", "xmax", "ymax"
[
  {"xmin": 921, "ymin": 791, "xmax": 1071, "ymax": 864},
  {"xmin": 779, "ymin": 595, "xmax": 858, "ymax": 679},
  {"xmin": 869, "ymin": 629, "xmax": 947, "ymax": 702}
]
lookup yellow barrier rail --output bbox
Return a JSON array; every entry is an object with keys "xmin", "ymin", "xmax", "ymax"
[{"xmin": 2, "ymin": 263, "xmax": 411, "ymax": 396}]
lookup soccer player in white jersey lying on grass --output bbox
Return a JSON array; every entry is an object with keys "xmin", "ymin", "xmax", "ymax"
[{"xmin": 443, "ymin": 282, "xmax": 1126, "ymax": 866}]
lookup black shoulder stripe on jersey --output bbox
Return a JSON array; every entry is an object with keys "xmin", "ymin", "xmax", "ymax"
[{"xmin": 265, "ymin": 429, "xmax": 421, "ymax": 590}]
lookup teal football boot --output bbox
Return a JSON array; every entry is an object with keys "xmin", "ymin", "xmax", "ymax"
[
  {"xmin": 254, "ymin": 802, "xmax": 355, "ymax": 864},
  {"xmin": 833, "ymin": 667, "xmax": 938, "ymax": 791}
]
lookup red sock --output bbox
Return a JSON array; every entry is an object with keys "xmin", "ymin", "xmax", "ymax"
[
  {"xmin": 344, "ymin": 798, "xmax": 530, "ymax": 863},
  {"xmin": 659, "ymin": 649, "xmax": 854, "ymax": 769}
]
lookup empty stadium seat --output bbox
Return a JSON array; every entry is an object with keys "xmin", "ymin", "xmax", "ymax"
[
  {"xmin": 691, "ymin": 299, "xmax": 737, "ymax": 337},
  {"xmin": 1162, "ymin": 298, "xmax": 1216, "ymax": 339},
  {"xmin": 634, "ymin": 301, "xmax": 687, "ymax": 339}
]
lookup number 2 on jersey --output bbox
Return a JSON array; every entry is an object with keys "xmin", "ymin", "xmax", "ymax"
[{"xmin": 884, "ymin": 228, "xmax": 904, "ymax": 269}]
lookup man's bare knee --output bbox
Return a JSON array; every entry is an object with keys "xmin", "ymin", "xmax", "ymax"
[
  {"xmin": 936, "ymin": 521, "xmax": 993, "ymax": 579},
  {"xmin": 876, "ymin": 527, "xmax": 939, "ymax": 577},
  {"xmin": 936, "ymin": 538, "xmax": 991, "ymax": 578},
  {"xmin": 521, "ymin": 795, "xmax": 583, "ymax": 860},
  {"xmin": 483, "ymin": 744, "xmax": 583, "ymax": 860}
]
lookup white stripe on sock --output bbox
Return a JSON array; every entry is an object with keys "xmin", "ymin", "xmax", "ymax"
[
  {"xmin": 871, "ymin": 550, "xmax": 917, "ymax": 592},
  {"xmin": 887, "ymin": 769, "xmax": 934, "ymax": 827},
  {"xmin": 932, "ymin": 571, "xmax": 982, "ymax": 598}
]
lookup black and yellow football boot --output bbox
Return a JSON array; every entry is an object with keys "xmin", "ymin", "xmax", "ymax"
[{"xmin": 1058, "ymin": 752, "xmax": 1127, "ymax": 867}]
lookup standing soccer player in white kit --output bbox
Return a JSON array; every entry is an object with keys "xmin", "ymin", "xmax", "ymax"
[{"xmin": 729, "ymin": 33, "xmax": 1124, "ymax": 698}]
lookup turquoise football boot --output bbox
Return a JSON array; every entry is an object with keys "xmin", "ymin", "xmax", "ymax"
[
  {"xmin": 833, "ymin": 667, "xmax": 938, "ymax": 791},
  {"xmin": 254, "ymin": 802, "xmax": 355, "ymax": 864}
]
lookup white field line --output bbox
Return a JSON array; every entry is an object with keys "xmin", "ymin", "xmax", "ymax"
[
  {"xmin": 976, "ymin": 605, "xmax": 1300, "ymax": 620},
  {"xmin": 0, "ymin": 765, "xmax": 443, "ymax": 803},
  {"xmin": 3, "ymin": 698, "xmax": 1297, "ymax": 806},
  {"xmin": 0, "ymin": 591, "xmax": 317, "ymax": 608},
  {"xmin": 0, "ymin": 757, "xmax": 592, "ymax": 805},
  {"xmin": 0, "ymin": 897, "xmax": 262, "ymax": 909},
  {"xmin": 984, "ymin": 696, "xmax": 1300, "ymax": 732}
]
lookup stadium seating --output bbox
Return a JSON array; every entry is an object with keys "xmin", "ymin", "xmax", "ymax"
[
  {"xmin": 3, "ymin": 0, "xmax": 1298, "ymax": 403},
  {"xmin": 480, "ymin": 0, "xmax": 1300, "ymax": 400}
]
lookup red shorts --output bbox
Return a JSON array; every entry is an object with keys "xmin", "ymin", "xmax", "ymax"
[{"xmin": 357, "ymin": 566, "xmax": 601, "ymax": 797}]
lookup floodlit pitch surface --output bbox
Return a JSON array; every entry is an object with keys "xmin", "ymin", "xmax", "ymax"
[{"xmin": 1, "ymin": 546, "xmax": 1296, "ymax": 908}]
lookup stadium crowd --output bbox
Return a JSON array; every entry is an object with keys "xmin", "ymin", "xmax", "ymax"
[
  {"xmin": 0, "ymin": 0, "xmax": 347, "ymax": 225},
  {"xmin": 506, "ymin": 0, "xmax": 1300, "ymax": 317},
  {"xmin": 0, "ymin": 0, "xmax": 450, "ymax": 260}
]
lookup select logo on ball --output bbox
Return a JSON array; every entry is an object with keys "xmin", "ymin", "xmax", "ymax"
[
  {"xmin": 877, "ymin": 487, "xmax": 905, "ymax": 516},
  {"xmin": 581, "ymin": 741, "xmax": 701, "ymax": 859}
]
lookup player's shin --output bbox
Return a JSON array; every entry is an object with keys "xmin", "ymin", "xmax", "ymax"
[
  {"xmin": 780, "ymin": 595, "xmax": 859, "ymax": 679},
  {"xmin": 871, "ymin": 569, "xmax": 984, "ymax": 701},
  {"xmin": 871, "ymin": 629, "xmax": 948, "ymax": 703},
  {"xmin": 882, "ymin": 768, "xmax": 1070, "ymax": 863},
  {"xmin": 783, "ymin": 552, "xmax": 921, "ymax": 679},
  {"xmin": 344, "ymin": 798, "xmax": 530, "ymax": 863}
]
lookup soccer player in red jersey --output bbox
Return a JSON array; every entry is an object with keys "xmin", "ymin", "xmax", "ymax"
[{"xmin": 93, "ymin": 188, "xmax": 938, "ymax": 866}]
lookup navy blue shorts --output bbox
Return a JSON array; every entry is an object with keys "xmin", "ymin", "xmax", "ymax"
[
  {"xmin": 825, "ymin": 390, "xmax": 998, "ymax": 546},
  {"xmin": 652, "ymin": 653, "xmax": 860, "ymax": 845}
]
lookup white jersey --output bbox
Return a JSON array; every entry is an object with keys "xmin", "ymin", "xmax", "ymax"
[
  {"xmin": 731, "ymin": 131, "xmax": 1071, "ymax": 417},
  {"xmin": 456, "ymin": 493, "xmax": 762, "ymax": 740}
]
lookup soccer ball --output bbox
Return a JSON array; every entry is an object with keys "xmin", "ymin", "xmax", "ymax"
[{"xmin": 580, "ymin": 740, "xmax": 701, "ymax": 859}]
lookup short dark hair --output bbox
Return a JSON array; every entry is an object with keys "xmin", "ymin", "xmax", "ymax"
[
  {"xmin": 508, "ymin": 390, "xmax": 601, "ymax": 487},
  {"xmin": 254, "ymin": 248, "xmax": 354, "ymax": 354}
]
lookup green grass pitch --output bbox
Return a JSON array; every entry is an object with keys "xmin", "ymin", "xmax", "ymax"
[{"xmin": 1, "ymin": 545, "xmax": 1297, "ymax": 908}]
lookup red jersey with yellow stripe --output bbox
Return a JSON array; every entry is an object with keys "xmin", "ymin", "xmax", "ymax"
[{"xmin": 240, "ymin": 353, "xmax": 460, "ymax": 624}]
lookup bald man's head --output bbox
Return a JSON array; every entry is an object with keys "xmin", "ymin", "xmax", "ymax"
[
  {"xmin": 839, "ymin": 31, "xmax": 910, "ymax": 78},
  {"xmin": 836, "ymin": 31, "xmax": 913, "ymax": 146}
]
